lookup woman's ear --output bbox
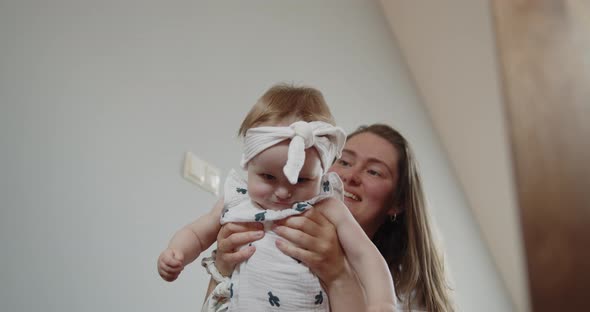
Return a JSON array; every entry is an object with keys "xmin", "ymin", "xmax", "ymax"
[{"xmin": 386, "ymin": 205, "xmax": 403, "ymax": 217}]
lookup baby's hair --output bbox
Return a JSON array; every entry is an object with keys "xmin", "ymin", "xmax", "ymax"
[{"xmin": 238, "ymin": 83, "xmax": 335, "ymax": 137}]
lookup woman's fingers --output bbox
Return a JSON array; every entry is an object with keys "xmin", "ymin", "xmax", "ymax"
[
  {"xmin": 217, "ymin": 245, "xmax": 256, "ymax": 269},
  {"xmin": 216, "ymin": 245, "xmax": 256, "ymax": 277},
  {"xmin": 272, "ymin": 223, "xmax": 316, "ymax": 250},
  {"xmin": 301, "ymin": 207, "xmax": 332, "ymax": 224},
  {"xmin": 275, "ymin": 205, "xmax": 347, "ymax": 285},
  {"xmin": 274, "ymin": 209, "xmax": 337, "ymax": 253},
  {"xmin": 218, "ymin": 222, "xmax": 263, "ymax": 240},
  {"xmin": 275, "ymin": 239, "xmax": 317, "ymax": 266},
  {"xmin": 275, "ymin": 210, "xmax": 324, "ymax": 238},
  {"xmin": 215, "ymin": 222, "xmax": 264, "ymax": 276},
  {"xmin": 217, "ymin": 229, "xmax": 264, "ymax": 253}
]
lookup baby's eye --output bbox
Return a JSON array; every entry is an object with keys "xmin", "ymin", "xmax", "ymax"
[
  {"xmin": 297, "ymin": 177, "xmax": 310, "ymax": 183},
  {"xmin": 337, "ymin": 159, "xmax": 351, "ymax": 167},
  {"xmin": 261, "ymin": 174, "xmax": 276, "ymax": 181}
]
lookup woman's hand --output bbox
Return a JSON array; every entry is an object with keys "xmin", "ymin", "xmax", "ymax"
[
  {"xmin": 273, "ymin": 202, "xmax": 367, "ymax": 310},
  {"xmin": 272, "ymin": 204, "xmax": 349, "ymax": 287},
  {"xmin": 215, "ymin": 222, "xmax": 264, "ymax": 276}
]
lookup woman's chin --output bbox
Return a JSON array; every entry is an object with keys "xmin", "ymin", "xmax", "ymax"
[{"xmin": 343, "ymin": 196, "xmax": 360, "ymax": 207}]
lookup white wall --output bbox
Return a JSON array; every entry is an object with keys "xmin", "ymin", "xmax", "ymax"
[
  {"xmin": 379, "ymin": 1, "xmax": 529, "ymax": 311},
  {"xmin": 0, "ymin": 1, "xmax": 511, "ymax": 311}
]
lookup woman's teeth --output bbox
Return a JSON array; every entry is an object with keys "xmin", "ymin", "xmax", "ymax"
[{"xmin": 343, "ymin": 191, "xmax": 360, "ymax": 201}]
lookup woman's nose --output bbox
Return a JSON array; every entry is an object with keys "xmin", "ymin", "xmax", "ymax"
[{"xmin": 341, "ymin": 167, "xmax": 361, "ymax": 185}]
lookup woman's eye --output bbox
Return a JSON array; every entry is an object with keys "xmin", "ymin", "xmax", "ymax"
[
  {"xmin": 297, "ymin": 177, "xmax": 310, "ymax": 183},
  {"xmin": 261, "ymin": 174, "xmax": 275, "ymax": 180},
  {"xmin": 367, "ymin": 169, "xmax": 381, "ymax": 177},
  {"xmin": 337, "ymin": 159, "xmax": 351, "ymax": 167}
]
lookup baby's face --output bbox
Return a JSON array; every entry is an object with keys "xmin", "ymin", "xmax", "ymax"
[{"xmin": 247, "ymin": 140, "xmax": 322, "ymax": 210}]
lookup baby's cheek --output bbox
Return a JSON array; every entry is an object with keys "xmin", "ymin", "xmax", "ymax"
[
  {"xmin": 248, "ymin": 183, "xmax": 271, "ymax": 201},
  {"xmin": 303, "ymin": 182, "xmax": 321, "ymax": 198}
]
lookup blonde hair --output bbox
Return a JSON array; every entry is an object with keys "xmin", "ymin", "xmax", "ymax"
[
  {"xmin": 238, "ymin": 83, "xmax": 335, "ymax": 136},
  {"xmin": 348, "ymin": 124, "xmax": 454, "ymax": 312}
]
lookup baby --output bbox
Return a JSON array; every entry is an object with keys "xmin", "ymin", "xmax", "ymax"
[{"xmin": 158, "ymin": 84, "xmax": 396, "ymax": 311}]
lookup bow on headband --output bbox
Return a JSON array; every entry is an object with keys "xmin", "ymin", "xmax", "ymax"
[{"xmin": 240, "ymin": 121, "xmax": 346, "ymax": 184}]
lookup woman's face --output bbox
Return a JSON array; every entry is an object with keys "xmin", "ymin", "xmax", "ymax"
[{"xmin": 328, "ymin": 132, "xmax": 400, "ymax": 238}]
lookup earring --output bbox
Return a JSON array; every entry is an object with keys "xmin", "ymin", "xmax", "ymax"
[{"xmin": 390, "ymin": 213, "xmax": 397, "ymax": 222}]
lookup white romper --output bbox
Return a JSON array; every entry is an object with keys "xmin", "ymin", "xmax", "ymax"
[{"xmin": 208, "ymin": 169, "xmax": 343, "ymax": 312}]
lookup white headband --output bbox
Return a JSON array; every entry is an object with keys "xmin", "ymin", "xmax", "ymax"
[{"xmin": 241, "ymin": 121, "xmax": 346, "ymax": 184}]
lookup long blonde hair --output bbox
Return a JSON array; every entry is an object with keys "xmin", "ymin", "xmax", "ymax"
[{"xmin": 348, "ymin": 124, "xmax": 454, "ymax": 312}]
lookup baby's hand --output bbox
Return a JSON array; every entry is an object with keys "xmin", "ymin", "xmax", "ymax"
[{"xmin": 157, "ymin": 248, "xmax": 185, "ymax": 282}]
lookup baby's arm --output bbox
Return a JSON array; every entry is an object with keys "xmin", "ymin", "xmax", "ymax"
[
  {"xmin": 157, "ymin": 198, "xmax": 223, "ymax": 282},
  {"xmin": 317, "ymin": 198, "xmax": 396, "ymax": 312}
]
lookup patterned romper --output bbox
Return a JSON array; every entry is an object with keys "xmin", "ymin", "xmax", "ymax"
[{"xmin": 207, "ymin": 169, "xmax": 343, "ymax": 312}]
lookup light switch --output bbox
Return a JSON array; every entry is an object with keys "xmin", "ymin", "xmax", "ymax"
[
  {"xmin": 205, "ymin": 165, "xmax": 221, "ymax": 196},
  {"xmin": 183, "ymin": 152, "xmax": 221, "ymax": 196},
  {"xmin": 183, "ymin": 152, "xmax": 206, "ymax": 184}
]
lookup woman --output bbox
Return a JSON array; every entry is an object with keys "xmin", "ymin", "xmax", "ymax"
[{"xmin": 209, "ymin": 124, "xmax": 454, "ymax": 311}]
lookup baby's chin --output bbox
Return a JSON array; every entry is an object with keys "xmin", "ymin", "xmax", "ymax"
[
  {"xmin": 256, "ymin": 201, "xmax": 294, "ymax": 211},
  {"xmin": 266, "ymin": 203, "xmax": 293, "ymax": 211}
]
